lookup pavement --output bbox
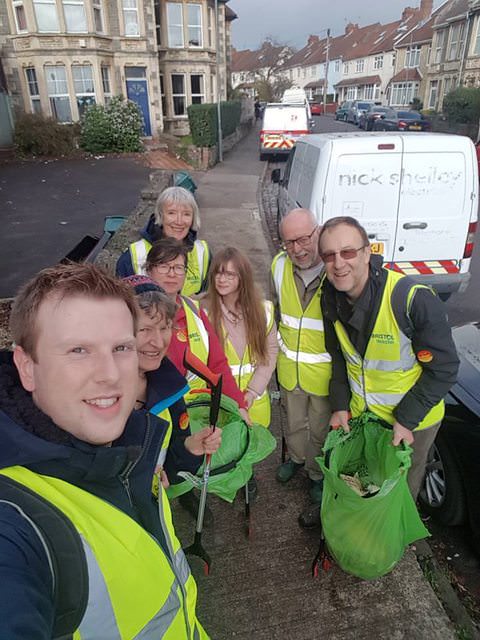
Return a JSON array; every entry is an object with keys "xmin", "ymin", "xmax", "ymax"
[{"xmin": 169, "ymin": 126, "xmax": 460, "ymax": 639}]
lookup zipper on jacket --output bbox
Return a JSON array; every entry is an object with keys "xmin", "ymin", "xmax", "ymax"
[{"xmin": 119, "ymin": 414, "xmax": 153, "ymax": 508}]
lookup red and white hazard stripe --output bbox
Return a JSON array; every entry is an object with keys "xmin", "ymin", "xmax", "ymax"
[{"xmin": 386, "ymin": 260, "xmax": 459, "ymax": 275}]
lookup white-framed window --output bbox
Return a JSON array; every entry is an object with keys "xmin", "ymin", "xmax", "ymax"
[
  {"xmin": 364, "ymin": 84, "xmax": 374, "ymax": 100},
  {"xmin": 207, "ymin": 6, "xmax": 214, "ymax": 47},
  {"xmin": 334, "ymin": 59, "xmax": 340, "ymax": 72},
  {"xmin": 346, "ymin": 86, "xmax": 356, "ymax": 99},
  {"xmin": 122, "ymin": 0, "xmax": 139, "ymax": 36},
  {"xmin": 45, "ymin": 65, "xmax": 72, "ymax": 122},
  {"xmin": 167, "ymin": 2, "xmax": 183, "ymax": 47},
  {"xmin": 13, "ymin": 0, "xmax": 28, "ymax": 32},
  {"xmin": 405, "ymin": 46, "xmax": 420, "ymax": 68},
  {"xmin": 428, "ymin": 80, "xmax": 438, "ymax": 108},
  {"xmin": 101, "ymin": 65, "xmax": 111, "ymax": 103},
  {"xmin": 153, "ymin": 0, "xmax": 161, "ymax": 44},
  {"xmin": 374, "ymin": 55, "xmax": 383, "ymax": 70},
  {"xmin": 62, "ymin": 0, "xmax": 87, "ymax": 32},
  {"xmin": 302, "ymin": 67, "xmax": 306, "ymax": 78},
  {"xmin": 160, "ymin": 73, "xmax": 167, "ymax": 115},
  {"xmin": 474, "ymin": 18, "xmax": 480, "ymax": 56},
  {"xmin": 356, "ymin": 59, "xmax": 364, "ymax": 73},
  {"xmin": 25, "ymin": 67, "xmax": 42, "ymax": 113},
  {"xmin": 187, "ymin": 3, "xmax": 202, "ymax": 47},
  {"xmin": 33, "ymin": 0, "xmax": 59, "ymax": 32},
  {"xmin": 443, "ymin": 77, "xmax": 452, "ymax": 98},
  {"xmin": 72, "ymin": 64, "xmax": 95, "ymax": 116},
  {"xmin": 190, "ymin": 73, "xmax": 204, "ymax": 104},
  {"xmin": 434, "ymin": 29, "xmax": 446, "ymax": 63},
  {"xmin": 311, "ymin": 65, "xmax": 316, "ymax": 77},
  {"xmin": 297, "ymin": 68, "xmax": 300, "ymax": 78},
  {"xmin": 289, "ymin": 69, "xmax": 293, "ymax": 80},
  {"xmin": 93, "ymin": 0, "xmax": 104, "ymax": 32},
  {"xmin": 390, "ymin": 82, "xmax": 417, "ymax": 106},
  {"xmin": 448, "ymin": 22, "xmax": 465, "ymax": 61},
  {"xmin": 343, "ymin": 62, "xmax": 349, "ymax": 75},
  {"xmin": 171, "ymin": 73, "xmax": 186, "ymax": 116}
]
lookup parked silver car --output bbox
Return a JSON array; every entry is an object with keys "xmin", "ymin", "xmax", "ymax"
[{"xmin": 347, "ymin": 100, "xmax": 377, "ymax": 125}]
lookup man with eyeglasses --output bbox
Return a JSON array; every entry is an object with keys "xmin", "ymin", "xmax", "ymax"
[
  {"xmin": 319, "ymin": 216, "xmax": 459, "ymax": 505},
  {"xmin": 271, "ymin": 209, "xmax": 332, "ymax": 527}
]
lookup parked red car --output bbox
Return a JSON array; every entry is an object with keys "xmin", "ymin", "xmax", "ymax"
[{"xmin": 310, "ymin": 103, "xmax": 322, "ymax": 116}]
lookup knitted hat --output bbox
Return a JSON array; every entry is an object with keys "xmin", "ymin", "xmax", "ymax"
[{"xmin": 123, "ymin": 275, "xmax": 165, "ymax": 296}]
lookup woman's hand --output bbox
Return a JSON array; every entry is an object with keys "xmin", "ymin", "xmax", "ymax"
[
  {"xmin": 244, "ymin": 389, "xmax": 257, "ymax": 409},
  {"xmin": 154, "ymin": 466, "xmax": 170, "ymax": 488},
  {"xmin": 239, "ymin": 407, "xmax": 253, "ymax": 427},
  {"xmin": 185, "ymin": 427, "xmax": 222, "ymax": 456}
]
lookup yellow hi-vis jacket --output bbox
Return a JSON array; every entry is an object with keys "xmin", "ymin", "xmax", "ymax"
[
  {"xmin": 333, "ymin": 269, "xmax": 445, "ymax": 430},
  {"xmin": 222, "ymin": 300, "xmax": 274, "ymax": 428},
  {"xmin": 181, "ymin": 297, "xmax": 210, "ymax": 402},
  {"xmin": 271, "ymin": 252, "xmax": 331, "ymax": 395},
  {"xmin": 130, "ymin": 238, "xmax": 209, "ymax": 297},
  {"xmin": 0, "ymin": 465, "xmax": 208, "ymax": 640}
]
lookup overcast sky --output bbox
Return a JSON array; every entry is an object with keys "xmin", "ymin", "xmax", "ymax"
[{"xmin": 228, "ymin": 0, "xmax": 445, "ymax": 50}]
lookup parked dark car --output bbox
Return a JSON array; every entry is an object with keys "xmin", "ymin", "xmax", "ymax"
[
  {"xmin": 310, "ymin": 103, "xmax": 322, "ymax": 116},
  {"xmin": 347, "ymin": 100, "xmax": 376, "ymax": 125},
  {"xmin": 419, "ymin": 323, "xmax": 480, "ymax": 555},
  {"xmin": 359, "ymin": 105, "xmax": 390, "ymax": 130},
  {"xmin": 335, "ymin": 100, "xmax": 353, "ymax": 121},
  {"xmin": 372, "ymin": 109, "xmax": 431, "ymax": 131}
]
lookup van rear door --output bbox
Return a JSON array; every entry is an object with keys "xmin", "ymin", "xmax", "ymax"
[
  {"xmin": 393, "ymin": 135, "xmax": 475, "ymax": 272},
  {"xmin": 323, "ymin": 135, "xmax": 403, "ymax": 262}
]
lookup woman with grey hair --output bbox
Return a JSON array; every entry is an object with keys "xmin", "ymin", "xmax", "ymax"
[{"xmin": 116, "ymin": 186, "xmax": 211, "ymax": 296}]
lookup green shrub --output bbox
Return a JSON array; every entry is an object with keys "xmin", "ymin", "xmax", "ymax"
[
  {"xmin": 80, "ymin": 96, "xmax": 144, "ymax": 153},
  {"xmin": 14, "ymin": 113, "xmax": 77, "ymax": 156},
  {"xmin": 187, "ymin": 101, "xmax": 241, "ymax": 147},
  {"xmin": 443, "ymin": 87, "xmax": 480, "ymax": 124}
]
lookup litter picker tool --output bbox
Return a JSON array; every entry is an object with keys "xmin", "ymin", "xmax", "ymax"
[{"xmin": 182, "ymin": 349, "xmax": 222, "ymax": 575}]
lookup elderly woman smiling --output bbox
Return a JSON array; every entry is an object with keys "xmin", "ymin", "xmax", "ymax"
[{"xmin": 116, "ymin": 186, "xmax": 211, "ymax": 297}]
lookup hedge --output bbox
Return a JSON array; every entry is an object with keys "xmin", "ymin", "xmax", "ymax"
[{"xmin": 187, "ymin": 101, "xmax": 241, "ymax": 147}]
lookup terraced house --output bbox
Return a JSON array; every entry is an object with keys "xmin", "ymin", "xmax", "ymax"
[{"xmin": 0, "ymin": 0, "xmax": 235, "ymax": 136}]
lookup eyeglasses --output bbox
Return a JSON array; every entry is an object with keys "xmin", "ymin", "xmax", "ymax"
[
  {"xmin": 282, "ymin": 227, "xmax": 317, "ymax": 250},
  {"xmin": 152, "ymin": 264, "xmax": 187, "ymax": 276},
  {"xmin": 320, "ymin": 245, "xmax": 368, "ymax": 263},
  {"xmin": 215, "ymin": 270, "xmax": 239, "ymax": 282}
]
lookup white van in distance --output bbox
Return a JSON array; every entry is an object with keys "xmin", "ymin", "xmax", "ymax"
[
  {"xmin": 259, "ymin": 103, "xmax": 313, "ymax": 161},
  {"xmin": 272, "ymin": 132, "xmax": 478, "ymax": 297}
]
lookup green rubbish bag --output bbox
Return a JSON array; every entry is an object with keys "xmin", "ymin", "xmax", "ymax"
[
  {"xmin": 166, "ymin": 393, "xmax": 276, "ymax": 502},
  {"xmin": 317, "ymin": 412, "xmax": 429, "ymax": 580}
]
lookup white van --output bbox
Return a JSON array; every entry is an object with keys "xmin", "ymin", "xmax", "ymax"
[
  {"xmin": 281, "ymin": 88, "xmax": 312, "ymax": 119},
  {"xmin": 259, "ymin": 103, "xmax": 313, "ymax": 161},
  {"xmin": 273, "ymin": 132, "xmax": 478, "ymax": 297}
]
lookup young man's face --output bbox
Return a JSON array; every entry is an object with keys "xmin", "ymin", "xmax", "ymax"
[{"xmin": 14, "ymin": 294, "xmax": 138, "ymax": 445}]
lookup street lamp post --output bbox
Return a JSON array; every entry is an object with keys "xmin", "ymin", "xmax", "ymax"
[
  {"xmin": 323, "ymin": 28, "xmax": 331, "ymax": 115},
  {"xmin": 215, "ymin": 0, "xmax": 223, "ymax": 162}
]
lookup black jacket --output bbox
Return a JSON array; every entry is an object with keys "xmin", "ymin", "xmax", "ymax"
[{"xmin": 321, "ymin": 256, "xmax": 460, "ymax": 430}]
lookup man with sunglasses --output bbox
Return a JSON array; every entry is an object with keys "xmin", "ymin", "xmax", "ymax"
[
  {"xmin": 319, "ymin": 216, "xmax": 459, "ymax": 506},
  {"xmin": 271, "ymin": 209, "xmax": 332, "ymax": 525}
]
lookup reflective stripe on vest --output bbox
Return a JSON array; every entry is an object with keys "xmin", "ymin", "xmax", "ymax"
[
  {"xmin": 334, "ymin": 269, "xmax": 444, "ymax": 430},
  {"xmin": 271, "ymin": 252, "xmax": 331, "ymax": 395},
  {"xmin": 0, "ymin": 465, "xmax": 208, "ymax": 640},
  {"xmin": 129, "ymin": 239, "xmax": 209, "ymax": 297},
  {"xmin": 181, "ymin": 297, "xmax": 210, "ymax": 398}
]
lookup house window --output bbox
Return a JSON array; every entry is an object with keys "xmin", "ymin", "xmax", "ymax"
[
  {"xmin": 45, "ymin": 65, "xmax": 72, "ymax": 122},
  {"xmin": 25, "ymin": 67, "xmax": 42, "ymax": 113},
  {"xmin": 434, "ymin": 29, "xmax": 446, "ymax": 63},
  {"xmin": 346, "ymin": 86, "xmax": 356, "ymax": 99},
  {"xmin": 160, "ymin": 73, "xmax": 167, "ymax": 115},
  {"xmin": 93, "ymin": 0, "xmax": 104, "ymax": 32},
  {"xmin": 289, "ymin": 69, "xmax": 293, "ymax": 80},
  {"xmin": 374, "ymin": 55, "xmax": 383, "ymax": 70},
  {"xmin": 443, "ymin": 77, "xmax": 451, "ymax": 98},
  {"xmin": 122, "ymin": 0, "xmax": 139, "ymax": 36},
  {"xmin": 390, "ymin": 82, "xmax": 416, "ymax": 106},
  {"xmin": 356, "ymin": 59, "xmax": 364, "ymax": 73},
  {"xmin": 302, "ymin": 67, "xmax": 306, "ymax": 78},
  {"xmin": 171, "ymin": 73, "xmax": 186, "ymax": 116},
  {"xmin": 13, "ymin": 0, "xmax": 27, "ymax": 32},
  {"xmin": 33, "ymin": 0, "xmax": 59, "ymax": 32},
  {"xmin": 364, "ymin": 84, "xmax": 374, "ymax": 100},
  {"xmin": 167, "ymin": 2, "xmax": 183, "ymax": 47},
  {"xmin": 448, "ymin": 22, "xmax": 465, "ymax": 60},
  {"xmin": 405, "ymin": 46, "xmax": 420, "ymax": 68},
  {"xmin": 334, "ymin": 59, "xmax": 340, "ymax": 72},
  {"xmin": 311, "ymin": 65, "xmax": 316, "ymax": 77},
  {"xmin": 207, "ymin": 6, "xmax": 214, "ymax": 47},
  {"xmin": 190, "ymin": 73, "xmax": 204, "ymax": 104},
  {"xmin": 343, "ymin": 62, "xmax": 349, "ymax": 74},
  {"xmin": 62, "ymin": 0, "xmax": 87, "ymax": 32},
  {"xmin": 474, "ymin": 18, "xmax": 480, "ymax": 55},
  {"xmin": 187, "ymin": 3, "xmax": 202, "ymax": 47},
  {"xmin": 428, "ymin": 80, "xmax": 438, "ymax": 108},
  {"xmin": 101, "ymin": 66, "xmax": 111, "ymax": 103},
  {"xmin": 72, "ymin": 65, "xmax": 95, "ymax": 116}
]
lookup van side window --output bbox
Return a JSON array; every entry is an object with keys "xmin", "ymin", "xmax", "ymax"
[
  {"xmin": 282, "ymin": 147, "xmax": 296, "ymax": 188},
  {"xmin": 296, "ymin": 146, "xmax": 319, "ymax": 208}
]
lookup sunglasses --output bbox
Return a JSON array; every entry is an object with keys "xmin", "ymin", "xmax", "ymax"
[{"xmin": 321, "ymin": 245, "xmax": 368, "ymax": 263}]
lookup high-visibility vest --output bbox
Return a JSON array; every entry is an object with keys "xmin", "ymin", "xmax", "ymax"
[
  {"xmin": 333, "ymin": 269, "xmax": 445, "ymax": 430},
  {"xmin": 0, "ymin": 465, "xmax": 208, "ymax": 640},
  {"xmin": 271, "ymin": 252, "xmax": 331, "ymax": 395},
  {"xmin": 130, "ymin": 238, "xmax": 209, "ymax": 297},
  {"xmin": 181, "ymin": 297, "xmax": 210, "ymax": 402},
  {"xmin": 222, "ymin": 300, "xmax": 274, "ymax": 428}
]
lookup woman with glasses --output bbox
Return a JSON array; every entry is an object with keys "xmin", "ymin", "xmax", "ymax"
[
  {"xmin": 116, "ymin": 186, "xmax": 211, "ymax": 297},
  {"xmin": 145, "ymin": 238, "xmax": 250, "ymax": 423},
  {"xmin": 203, "ymin": 247, "xmax": 278, "ymax": 429},
  {"xmin": 123, "ymin": 274, "xmax": 221, "ymax": 491}
]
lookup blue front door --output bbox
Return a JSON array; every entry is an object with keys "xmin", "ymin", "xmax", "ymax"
[{"xmin": 126, "ymin": 79, "xmax": 152, "ymax": 136}]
